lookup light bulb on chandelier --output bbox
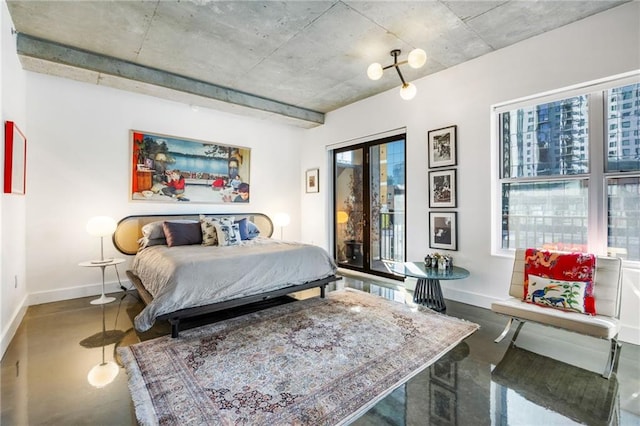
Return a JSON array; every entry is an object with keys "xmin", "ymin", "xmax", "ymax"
[
  {"xmin": 367, "ymin": 63, "xmax": 383, "ymax": 80},
  {"xmin": 407, "ymin": 48, "xmax": 427, "ymax": 69},
  {"xmin": 366, "ymin": 48, "xmax": 426, "ymax": 100},
  {"xmin": 400, "ymin": 83, "xmax": 417, "ymax": 100}
]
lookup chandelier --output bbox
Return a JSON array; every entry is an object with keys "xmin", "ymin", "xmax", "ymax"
[{"xmin": 367, "ymin": 48, "xmax": 427, "ymax": 100}]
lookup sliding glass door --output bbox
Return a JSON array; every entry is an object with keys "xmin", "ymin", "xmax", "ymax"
[{"xmin": 334, "ymin": 135, "xmax": 405, "ymax": 279}]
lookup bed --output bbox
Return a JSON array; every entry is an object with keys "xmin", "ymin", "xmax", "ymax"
[{"xmin": 113, "ymin": 213, "xmax": 340, "ymax": 337}]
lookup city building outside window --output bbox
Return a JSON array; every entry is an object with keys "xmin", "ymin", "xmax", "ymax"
[{"xmin": 496, "ymin": 78, "xmax": 640, "ymax": 263}]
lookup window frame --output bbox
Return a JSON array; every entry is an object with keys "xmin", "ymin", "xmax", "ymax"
[{"xmin": 491, "ymin": 72, "xmax": 640, "ymax": 267}]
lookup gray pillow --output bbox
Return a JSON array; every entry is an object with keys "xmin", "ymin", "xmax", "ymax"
[
  {"xmin": 142, "ymin": 219, "xmax": 198, "ymax": 240},
  {"xmin": 137, "ymin": 236, "xmax": 167, "ymax": 250},
  {"xmin": 162, "ymin": 221, "xmax": 203, "ymax": 247}
]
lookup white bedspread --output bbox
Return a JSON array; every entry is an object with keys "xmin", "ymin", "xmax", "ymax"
[{"xmin": 131, "ymin": 237, "xmax": 337, "ymax": 331}]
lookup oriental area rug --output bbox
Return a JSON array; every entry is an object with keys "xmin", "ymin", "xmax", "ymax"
[{"xmin": 119, "ymin": 288, "xmax": 479, "ymax": 425}]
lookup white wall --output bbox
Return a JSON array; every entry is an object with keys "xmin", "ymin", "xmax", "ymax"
[
  {"xmin": 1, "ymin": 0, "xmax": 28, "ymax": 356},
  {"xmin": 23, "ymin": 74, "xmax": 304, "ymax": 305},
  {"xmin": 301, "ymin": 2, "xmax": 640, "ymax": 344}
]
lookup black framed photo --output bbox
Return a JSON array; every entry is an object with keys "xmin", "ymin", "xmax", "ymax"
[
  {"xmin": 429, "ymin": 169, "xmax": 456, "ymax": 208},
  {"xmin": 428, "ymin": 125, "xmax": 457, "ymax": 168},
  {"xmin": 429, "ymin": 211, "xmax": 457, "ymax": 250}
]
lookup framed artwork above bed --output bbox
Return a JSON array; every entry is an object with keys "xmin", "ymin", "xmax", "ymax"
[{"xmin": 130, "ymin": 130, "xmax": 251, "ymax": 204}]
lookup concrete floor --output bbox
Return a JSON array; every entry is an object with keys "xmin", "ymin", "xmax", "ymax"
[{"xmin": 1, "ymin": 276, "xmax": 639, "ymax": 425}]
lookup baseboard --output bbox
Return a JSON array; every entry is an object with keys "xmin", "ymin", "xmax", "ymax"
[
  {"xmin": 0, "ymin": 293, "xmax": 29, "ymax": 359},
  {"xmin": 27, "ymin": 278, "xmax": 132, "ymax": 306},
  {"xmin": 442, "ymin": 286, "xmax": 496, "ymax": 310}
]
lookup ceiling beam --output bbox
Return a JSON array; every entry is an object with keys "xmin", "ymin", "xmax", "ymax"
[{"xmin": 16, "ymin": 33, "xmax": 325, "ymax": 126}]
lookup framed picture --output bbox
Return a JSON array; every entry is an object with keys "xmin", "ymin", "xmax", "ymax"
[
  {"xmin": 429, "ymin": 169, "xmax": 456, "ymax": 208},
  {"xmin": 429, "ymin": 211, "xmax": 457, "ymax": 251},
  {"xmin": 130, "ymin": 130, "xmax": 251, "ymax": 204},
  {"xmin": 306, "ymin": 168, "xmax": 319, "ymax": 193},
  {"xmin": 428, "ymin": 125, "xmax": 457, "ymax": 168},
  {"xmin": 4, "ymin": 121, "xmax": 27, "ymax": 195}
]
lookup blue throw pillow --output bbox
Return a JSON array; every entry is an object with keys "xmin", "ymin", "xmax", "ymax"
[
  {"xmin": 235, "ymin": 218, "xmax": 260, "ymax": 240},
  {"xmin": 235, "ymin": 218, "xmax": 250, "ymax": 240},
  {"xmin": 247, "ymin": 220, "xmax": 260, "ymax": 239}
]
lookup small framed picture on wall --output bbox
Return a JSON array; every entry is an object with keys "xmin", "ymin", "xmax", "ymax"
[
  {"xmin": 428, "ymin": 125, "xmax": 457, "ymax": 168},
  {"xmin": 429, "ymin": 169, "xmax": 456, "ymax": 208},
  {"xmin": 306, "ymin": 168, "xmax": 319, "ymax": 193},
  {"xmin": 429, "ymin": 211, "xmax": 457, "ymax": 250}
]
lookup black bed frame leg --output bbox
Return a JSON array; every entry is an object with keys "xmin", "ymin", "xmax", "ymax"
[
  {"xmin": 169, "ymin": 319, "xmax": 180, "ymax": 338},
  {"xmin": 320, "ymin": 284, "xmax": 326, "ymax": 298}
]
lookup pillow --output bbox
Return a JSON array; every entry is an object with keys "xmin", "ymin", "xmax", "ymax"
[
  {"xmin": 137, "ymin": 236, "xmax": 167, "ymax": 250},
  {"xmin": 200, "ymin": 215, "xmax": 234, "ymax": 225},
  {"xmin": 220, "ymin": 216, "xmax": 235, "ymax": 225},
  {"xmin": 199, "ymin": 215, "xmax": 219, "ymax": 246},
  {"xmin": 162, "ymin": 221, "xmax": 203, "ymax": 247},
  {"xmin": 142, "ymin": 219, "xmax": 198, "ymax": 240},
  {"xmin": 214, "ymin": 222, "xmax": 241, "ymax": 246},
  {"xmin": 141, "ymin": 220, "xmax": 166, "ymax": 240},
  {"xmin": 525, "ymin": 274, "xmax": 590, "ymax": 314},
  {"xmin": 247, "ymin": 220, "xmax": 260, "ymax": 239},
  {"xmin": 235, "ymin": 218, "xmax": 250, "ymax": 240},
  {"xmin": 523, "ymin": 249, "xmax": 596, "ymax": 314}
]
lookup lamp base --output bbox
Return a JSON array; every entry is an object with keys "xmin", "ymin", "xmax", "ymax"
[{"xmin": 90, "ymin": 295, "xmax": 116, "ymax": 305}]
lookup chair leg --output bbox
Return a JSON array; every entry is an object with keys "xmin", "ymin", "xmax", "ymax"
[
  {"xmin": 494, "ymin": 317, "xmax": 514, "ymax": 343},
  {"xmin": 603, "ymin": 337, "xmax": 622, "ymax": 379},
  {"xmin": 510, "ymin": 320, "xmax": 525, "ymax": 344}
]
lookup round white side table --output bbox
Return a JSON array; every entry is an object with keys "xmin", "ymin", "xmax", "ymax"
[{"xmin": 78, "ymin": 258, "xmax": 125, "ymax": 305}]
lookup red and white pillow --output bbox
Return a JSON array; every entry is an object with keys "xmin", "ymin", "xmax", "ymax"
[{"xmin": 523, "ymin": 249, "xmax": 596, "ymax": 315}]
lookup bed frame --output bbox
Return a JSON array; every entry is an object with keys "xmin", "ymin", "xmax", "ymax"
[{"xmin": 113, "ymin": 213, "xmax": 341, "ymax": 337}]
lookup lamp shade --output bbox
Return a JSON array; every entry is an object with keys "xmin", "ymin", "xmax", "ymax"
[
  {"xmin": 273, "ymin": 213, "xmax": 291, "ymax": 228},
  {"xmin": 86, "ymin": 216, "xmax": 117, "ymax": 237},
  {"xmin": 407, "ymin": 48, "xmax": 427, "ymax": 69},
  {"xmin": 399, "ymin": 83, "xmax": 417, "ymax": 100},
  {"xmin": 367, "ymin": 62, "xmax": 383, "ymax": 80}
]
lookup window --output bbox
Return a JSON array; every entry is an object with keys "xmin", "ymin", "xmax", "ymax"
[{"xmin": 497, "ymin": 80, "xmax": 640, "ymax": 262}]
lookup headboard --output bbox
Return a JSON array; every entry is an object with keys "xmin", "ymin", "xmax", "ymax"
[{"xmin": 112, "ymin": 213, "xmax": 274, "ymax": 255}]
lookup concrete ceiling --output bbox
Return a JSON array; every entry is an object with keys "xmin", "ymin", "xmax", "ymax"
[{"xmin": 6, "ymin": 0, "xmax": 628, "ymax": 127}]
